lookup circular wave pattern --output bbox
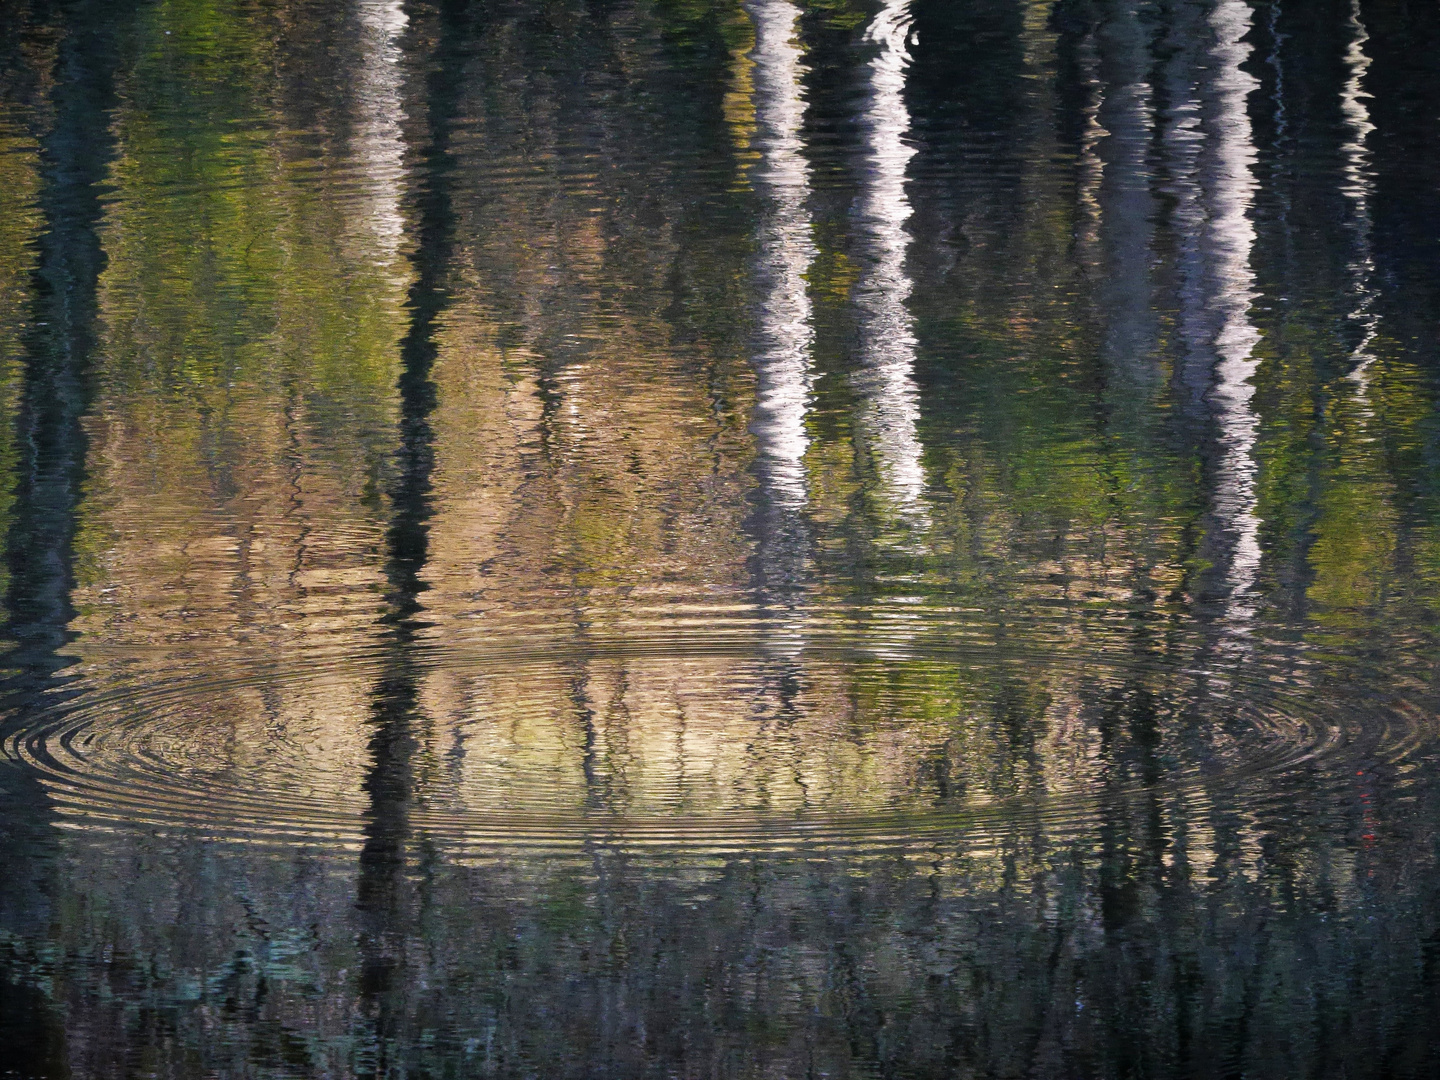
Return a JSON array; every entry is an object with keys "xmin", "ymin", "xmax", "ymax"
[{"xmin": 5, "ymin": 630, "xmax": 1434, "ymax": 860}]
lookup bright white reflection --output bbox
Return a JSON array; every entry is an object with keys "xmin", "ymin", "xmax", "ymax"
[
  {"xmin": 1341, "ymin": 0, "xmax": 1378, "ymax": 394},
  {"xmin": 748, "ymin": 0, "xmax": 816, "ymax": 511},
  {"xmin": 353, "ymin": 0, "xmax": 409, "ymax": 270},
  {"xmin": 1207, "ymin": 0, "xmax": 1263, "ymax": 628},
  {"xmin": 1165, "ymin": 0, "xmax": 1263, "ymax": 634},
  {"xmin": 855, "ymin": 0, "xmax": 929, "ymax": 528}
]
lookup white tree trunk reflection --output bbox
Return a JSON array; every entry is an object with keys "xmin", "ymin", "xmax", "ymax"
[
  {"xmin": 354, "ymin": 0, "xmax": 409, "ymax": 273},
  {"xmin": 854, "ymin": 0, "xmax": 928, "ymax": 530},
  {"xmin": 748, "ymin": 0, "xmax": 816, "ymax": 513},
  {"xmin": 1207, "ymin": 0, "xmax": 1262, "ymax": 627},
  {"xmin": 745, "ymin": 0, "xmax": 816, "ymax": 656},
  {"xmin": 1166, "ymin": 0, "xmax": 1262, "ymax": 634},
  {"xmin": 1341, "ymin": 0, "xmax": 1378, "ymax": 396}
]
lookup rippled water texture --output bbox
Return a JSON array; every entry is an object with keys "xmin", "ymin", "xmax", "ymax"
[{"xmin": 2, "ymin": 1, "xmax": 1440, "ymax": 1076}]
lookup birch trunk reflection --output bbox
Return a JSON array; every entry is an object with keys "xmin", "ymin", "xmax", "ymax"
[
  {"xmin": 1340, "ymin": 0, "xmax": 1377, "ymax": 396},
  {"xmin": 746, "ymin": 0, "xmax": 815, "ymax": 641},
  {"xmin": 853, "ymin": 0, "xmax": 928, "ymax": 531},
  {"xmin": 354, "ymin": 0, "xmax": 410, "ymax": 278},
  {"xmin": 1206, "ymin": 0, "xmax": 1262, "ymax": 631},
  {"xmin": 1165, "ymin": 0, "xmax": 1262, "ymax": 632},
  {"xmin": 747, "ymin": 0, "xmax": 814, "ymax": 516}
]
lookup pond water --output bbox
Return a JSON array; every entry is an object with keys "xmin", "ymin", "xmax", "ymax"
[{"xmin": 2, "ymin": 0, "xmax": 1439, "ymax": 1076}]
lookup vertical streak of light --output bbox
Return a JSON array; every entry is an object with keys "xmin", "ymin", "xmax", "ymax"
[
  {"xmin": 1096, "ymin": 5, "xmax": 1158, "ymax": 395},
  {"xmin": 1163, "ymin": 17, "xmax": 1207, "ymax": 420},
  {"xmin": 1076, "ymin": 30, "xmax": 1107, "ymax": 268},
  {"xmin": 746, "ymin": 0, "xmax": 815, "ymax": 658},
  {"xmin": 1207, "ymin": 0, "xmax": 1263, "ymax": 628},
  {"xmin": 1340, "ymin": 0, "xmax": 1377, "ymax": 395},
  {"xmin": 354, "ymin": 0, "xmax": 409, "ymax": 272},
  {"xmin": 1266, "ymin": 2, "xmax": 1288, "ymax": 145},
  {"xmin": 855, "ymin": 0, "xmax": 929, "ymax": 528},
  {"xmin": 748, "ymin": 0, "xmax": 816, "ymax": 512},
  {"xmin": 1264, "ymin": 0, "xmax": 1291, "ymax": 274}
]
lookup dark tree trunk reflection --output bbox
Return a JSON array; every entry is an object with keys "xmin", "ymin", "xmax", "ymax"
[
  {"xmin": 355, "ymin": 2, "xmax": 469, "ymax": 1073},
  {"xmin": 0, "ymin": 1, "xmax": 130, "ymax": 1072}
]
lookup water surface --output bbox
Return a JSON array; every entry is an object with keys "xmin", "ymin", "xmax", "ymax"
[{"xmin": 2, "ymin": 0, "xmax": 1440, "ymax": 1076}]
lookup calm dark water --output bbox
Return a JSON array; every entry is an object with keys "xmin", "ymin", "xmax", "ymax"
[{"xmin": 1, "ymin": 0, "xmax": 1439, "ymax": 1076}]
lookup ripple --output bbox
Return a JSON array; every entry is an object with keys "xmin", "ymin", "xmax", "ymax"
[{"xmin": 4, "ymin": 627, "xmax": 1432, "ymax": 861}]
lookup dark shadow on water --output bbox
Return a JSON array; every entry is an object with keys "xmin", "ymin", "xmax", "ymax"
[{"xmin": 0, "ymin": 2, "xmax": 130, "ymax": 1072}]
